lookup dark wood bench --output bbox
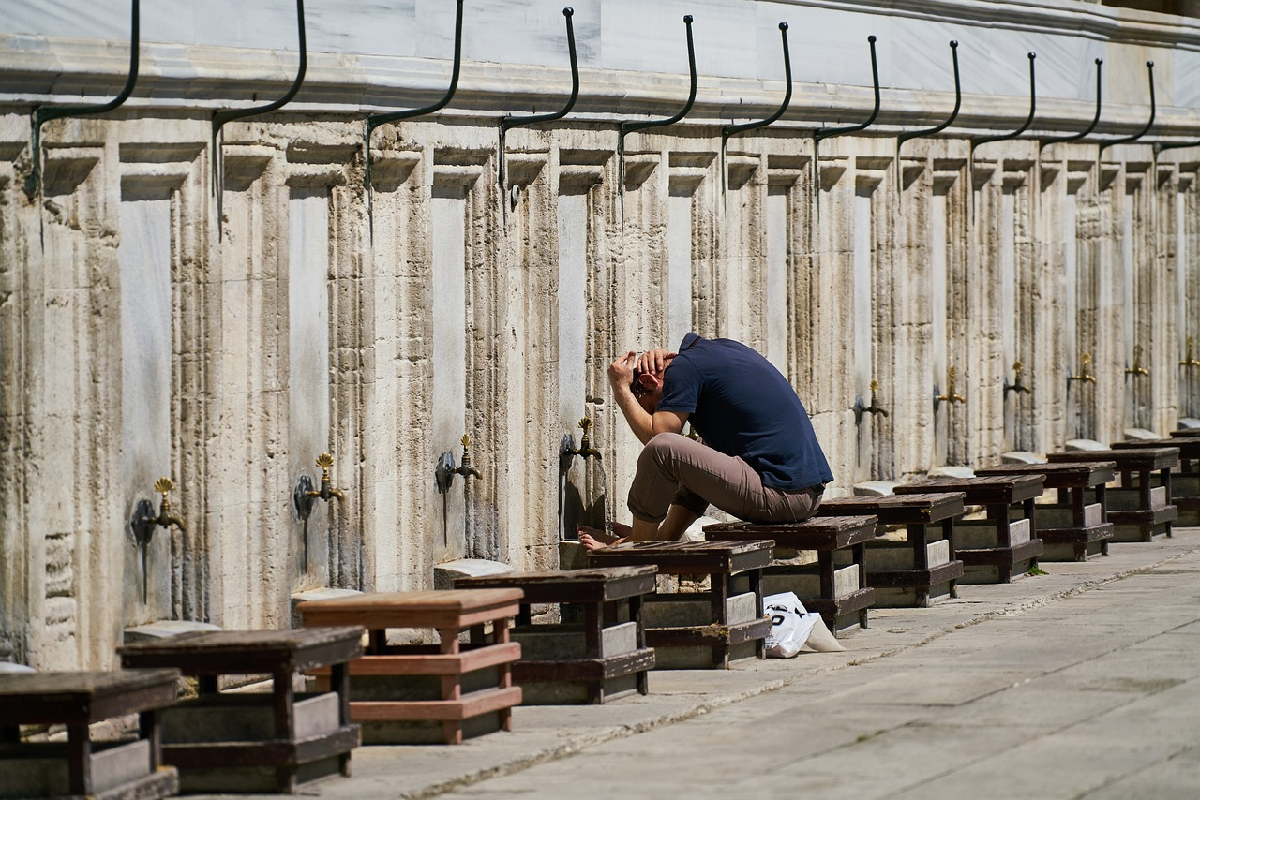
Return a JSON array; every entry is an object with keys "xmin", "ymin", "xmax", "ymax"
[
  {"xmin": 1046, "ymin": 448, "xmax": 1178, "ymax": 541},
  {"xmin": 816, "ymin": 494, "xmax": 966, "ymax": 606},
  {"xmin": 975, "ymin": 462, "xmax": 1117, "ymax": 561},
  {"xmin": 455, "ymin": 566, "xmax": 657, "ymax": 704},
  {"xmin": 0, "ymin": 669, "xmax": 182, "ymax": 799},
  {"xmin": 588, "ymin": 540, "xmax": 773, "ymax": 669},
  {"xmin": 702, "ymin": 516, "xmax": 877, "ymax": 632},
  {"xmin": 297, "ymin": 590, "xmax": 522, "ymax": 743},
  {"xmin": 891, "ymin": 475, "xmax": 1046, "ymax": 583},
  {"xmin": 1112, "ymin": 437, "xmax": 1199, "ymax": 526},
  {"xmin": 118, "ymin": 628, "xmax": 362, "ymax": 793},
  {"xmin": 1171, "ymin": 428, "xmax": 1199, "ymax": 438}
]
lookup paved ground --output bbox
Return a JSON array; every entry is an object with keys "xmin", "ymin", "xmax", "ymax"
[{"xmin": 204, "ymin": 529, "xmax": 1200, "ymax": 800}]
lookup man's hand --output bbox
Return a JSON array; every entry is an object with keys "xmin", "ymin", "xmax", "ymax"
[
  {"xmin": 607, "ymin": 351, "xmax": 638, "ymax": 399},
  {"xmin": 638, "ymin": 348, "xmax": 678, "ymax": 377}
]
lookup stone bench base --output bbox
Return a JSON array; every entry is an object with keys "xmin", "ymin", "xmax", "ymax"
[{"xmin": 0, "ymin": 740, "xmax": 179, "ymax": 800}]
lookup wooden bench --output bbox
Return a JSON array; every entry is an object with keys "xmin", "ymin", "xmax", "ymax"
[
  {"xmin": 816, "ymin": 494, "xmax": 966, "ymax": 606},
  {"xmin": 701, "ymin": 516, "xmax": 877, "ymax": 632},
  {"xmin": 892, "ymin": 475, "xmax": 1046, "ymax": 583},
  {"xmin": 1112, "ymin": 437, "xmax": 1200, "ymax": 526},
  {"xmin": 0, "ymin": 669, "xmax": 182, "ymax": 799},
  {"xmin": 297, "ymin": 590, "xmax": 522, "ymax": 744},
  {"xmin": 1171, "ymin": 427, "xmax": 1199, "ymax": 438},
  {"xmin": 118, "ymin": 628, "xmax": 362, "ymax": 793},
  {"xmin": 1046, "ymin": 448, "xmax": 1179, "ymax": 541},
  {"xmin": 588, "ymin": 540, "xmax": 773, "ymax": 669},
  {"xmin": 975, "ymin": 462, "xmax": 1116, "ymax": 561},
  {"xmin": 455, "ymin": 566, "xmax": 657, "ymax": 704}
]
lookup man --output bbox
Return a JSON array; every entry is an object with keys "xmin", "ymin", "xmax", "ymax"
[{"xmin": 579, "ymin": 332, "xmax": 832, "ymax": 549}]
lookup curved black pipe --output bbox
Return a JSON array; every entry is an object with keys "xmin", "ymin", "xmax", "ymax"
[
  {"xmin": 815, "ymin": 35, "xmax": 880, "ymax": 142},
  {"xmin": 897, "ymin": 40, "xmax": 961, "ymax": 156},
  {"xmin": 1153, "ymin": 139, "xmax": 1199, "ymax": 157},
  {"xmin": 501, "ymin": 7, "xmax": 579, "ymax": 133},
  {"xmin": 1042, "ymin": 58, "xmax": 1103, "ymax": 151},
  {"xmin": 28, "ymin": 0, "xmax": 141, "ymax": 199},
  {"xmin": 211, "ymin": 0, "xmax": 308, "ymax": 235},
  {"xmin": 1099, "ymin": 61, "xmax": 1155, "ymax": 152},
  {"xmin": 212, "ymin": 0, "xmax": 309, "ymax": 140},
  {"xmin": 366, "ymin": 0, "xmax": 465, "ymax": 234},
  {"xmin": 722, "ymin": 22, "xmax": 792, "ymax": 142},
  {"xmin": 368, "ymin": 0, "xmax": 464, "ymax": 136},
  {"xmin": 619, "ymin": 15, "xmax": 697, "ymax": 153},
  {"xmin": 971, "ymin": 52, "xmax": 1036, "ymax": 155}
]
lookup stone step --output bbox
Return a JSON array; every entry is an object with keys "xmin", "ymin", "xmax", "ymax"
[
  {"xmin": 926, "ymin": 518, "xmax": 1031, "ymax": 549},
  {"xmin": 0, "ymin": 739, "xmax": 153, "ymax": 798},
  {"xmin": 644, "ymin": 592, "xmax": 758, "ymax": 628},
  {"xmin": 510, "ymin": 622, "xmax": 638, "ymax": 661},
  {"xmin": 864, "ymin": 539, "xmax": 951, "ymax": 570},
  {"xmin": 160, "ymin": 691, "xmax": 339, "ymax": 744},
  {"xmin": 1109, "ymin": 485, "xmax": 1168, "ymax": 510},
  {"xmin": 1037, "ymin": 503, "xmax": 1103, "ymax": 528},
  {"xmin": 761, "ymin": 565, "xmax": 860, "ymax": 601}
]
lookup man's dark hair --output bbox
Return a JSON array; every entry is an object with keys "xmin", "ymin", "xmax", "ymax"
[{"xmin": 629, "ymin": 367, "xmax": 645, "ymax": 397}]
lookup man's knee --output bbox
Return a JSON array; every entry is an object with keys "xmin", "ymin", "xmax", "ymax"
[{"xmin": 638, "ymin": 431, "xmax": 686, "ymax": 470}]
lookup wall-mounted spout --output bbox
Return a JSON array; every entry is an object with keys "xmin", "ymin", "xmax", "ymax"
[
  {"xmin": 935, "ymin": 366, "xmax": 966, "ymax": 408},
  {"xmin": 130, "ymin": 476, "xmax": 186, "ymax": 603},
  {"xmin": 436, "ymin": 434, "xmax": 484, "ymax": 494},
  {"xmin": 561, "ymin": 415, "xmax": 603, "ymax": 466},
  {"xmin": 854, "ymin": 379, "xmax": 890, "ymax": 426},
  {"xmin": 1004, "ymin": 360, "xmax": 1031, "ymax": 397},
  {"xmin": 293, "ymin": 452, "xmax": 344, "ymax": 523},
  {"xmin": 1125, "ymin": 345, "xmax": 1150, "ymax": 379},
  {"xmin": 1067, "ymin": 352, "xmax": 1096, "ymax": 390},
  {"xmin": 1179, "ymin": 337, "xmax": 1200, "ymax": 371},
  {"xmin": 435, "ymin": 435, "xmax": 482, "ymax": 547}
]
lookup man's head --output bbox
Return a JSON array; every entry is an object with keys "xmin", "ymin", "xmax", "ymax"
[{"xmin": 630, "ymin": 366, "xmax": 664, "ymax": 414}]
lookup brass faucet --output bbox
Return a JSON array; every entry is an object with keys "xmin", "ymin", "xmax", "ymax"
[
  {"xmin": 854, "ymin": 379, "xmax": 890, "ymax": 425},
  {"xmin": 307, "ymin": 453, "xmax": 346, "ymax": 502},
  {"xmin": 935, "ymin": 366, "xmax": 966, "ymax": 406},
  {"xmin": 436, "ymin": 435, "xmax": 484, "ymax": 494},
  {"xmin": 131, "ymin": 477, "xmax": 187, "ymax": 541},
  {"xmin": 563, "ymin": 415, "xmax": 603, "ymax": 462},
  {"xmin": 293, "ymin": 453, "xmax": 346, "ymax": 521},
  {"xmin": 1125, "ymin": 345, "xmax": 1149, "ymax": 379},
  {"xmin": 129, "ymin": 477, "xmax": 187, "ymax": 603},
  {"xmin": 1179, "ymin": 337, "xmax": 1200, "ymax": 370},
  {"xmin": 1004, "ymin": 360, "xmax": 1031, "ymax": 397},
  {"xmin": 1067, "ymin": 352, "xmax": 1096, "ymax": 389}
]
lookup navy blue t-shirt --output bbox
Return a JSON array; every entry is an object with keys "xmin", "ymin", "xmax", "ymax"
[{"xmin": 657, "ymin": 333, "xmax": 832, "ymax": 491}]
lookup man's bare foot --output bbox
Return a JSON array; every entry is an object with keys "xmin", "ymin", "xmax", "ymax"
[{"xmin": 577, "ymin": 525, "xmax": 622, "ymax": 551}]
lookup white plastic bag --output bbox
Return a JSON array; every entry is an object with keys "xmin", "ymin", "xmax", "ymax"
[{"xmin": 763, "ymin": 592, "xmax": 821, "ymax": 659}]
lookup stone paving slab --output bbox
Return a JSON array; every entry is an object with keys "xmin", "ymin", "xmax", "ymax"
[{"xmin": 181, "ymin": 530, "xmax": 1198, "ymax": 799}]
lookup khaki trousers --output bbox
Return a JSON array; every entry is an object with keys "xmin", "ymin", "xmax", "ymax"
[{"xmin": 627, "ymin": 433, "xmax": 823, "ymax": 525}]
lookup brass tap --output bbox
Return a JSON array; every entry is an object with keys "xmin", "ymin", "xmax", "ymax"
[
  {"xmin": 435, "ymin": 435, "xmax": 483, "ymax": 495},
  {"xmin": 1179, "ymin": 337, "xmax": 1200, "ymax": 370},
  {"xmin": 854, "ymin": 379, "xmax": 890, "ymax": 425},
  {"xmin": 935, "ymin": 366, "xmax": 966, "ymax": 405},
  {"xmin": 565, "ymin": 415, "xmax": 603, "ymax": 461},
  {"xmin": 1125, "ymin": 345, "xmax": 1149, "ymax": 379},
  {"xmin": 1004, "ymin": 360, "xmax": 1031, "ymax": 397},
  {"xmin": 151, "ymin": 477, "xmax": 187, "ymax": 532},
  {"xmin": 454, "ymin": 434, "xmax": 484, "ymax": 481},
  {"xmin": 1067, "ymin": 352, "xmax": 1096, "ymax": 389},
  {"xmin": 307, "ymin": 453, "xmax": 345, "ymax": 501}
]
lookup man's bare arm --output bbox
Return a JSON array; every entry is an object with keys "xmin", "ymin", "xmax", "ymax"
[{"xmin": 607, "ymin": 350, "xmax": 689, "ymax": 444}]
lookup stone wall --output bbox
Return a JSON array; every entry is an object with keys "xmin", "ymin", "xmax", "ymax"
[{"xmin": 0, "ymin": 0, "xmax": 1198, "ymax": 669}]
